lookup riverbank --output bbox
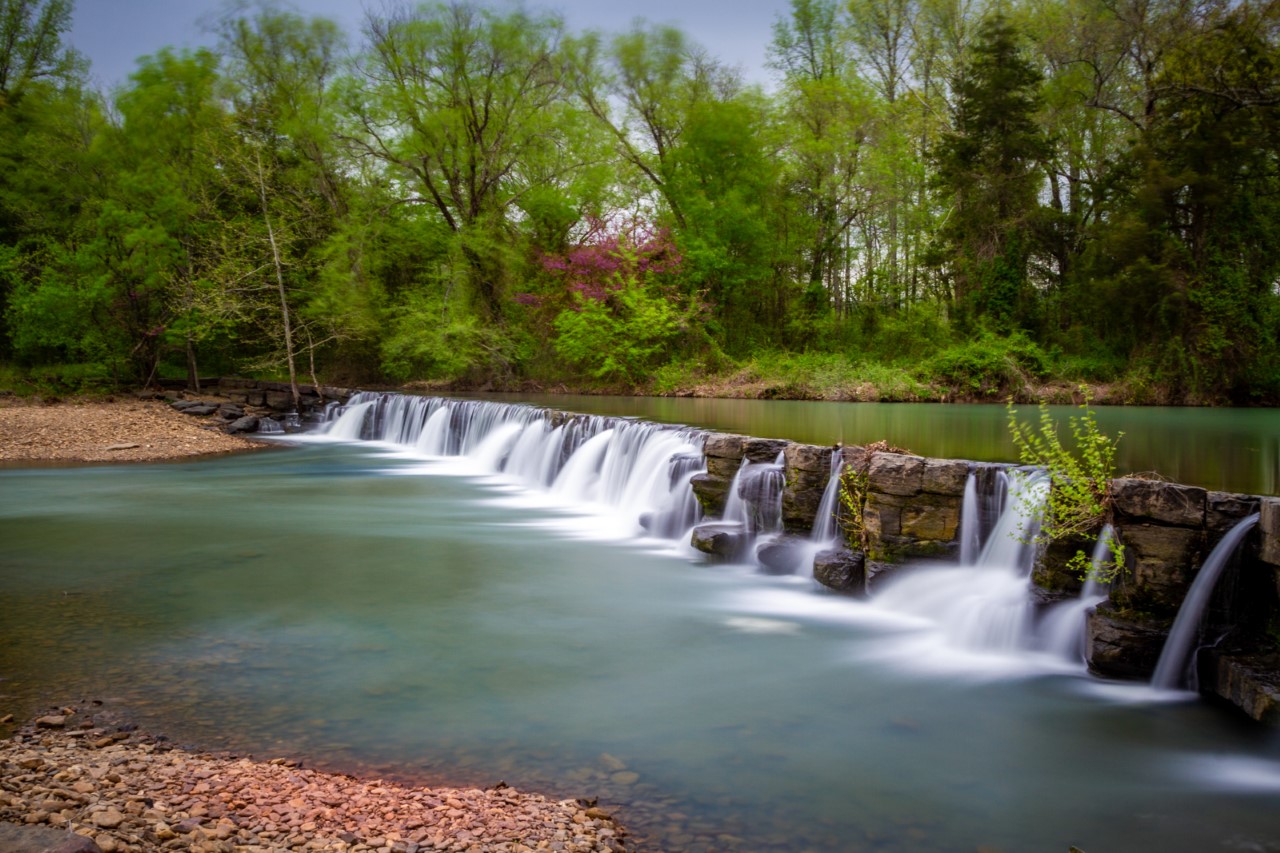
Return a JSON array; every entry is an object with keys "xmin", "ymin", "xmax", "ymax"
[
  {"xmin": 0, "ymin": 704, "xmax": 626, "ymax": 853},
  {"xmin": 0, "ymin": 397, "xmax": 260, "ymax": 464}
]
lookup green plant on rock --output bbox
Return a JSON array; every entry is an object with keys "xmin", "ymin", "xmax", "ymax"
[
  {"xmin": 1007, "ymin": 390, "xmax": 1126, "ymax": 583},
  {"xmin": 838, "ymin": 465, "xmax": 871, "ymax": 552}
]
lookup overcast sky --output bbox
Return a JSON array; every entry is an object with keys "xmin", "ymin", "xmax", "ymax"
[{"xmin": 68, "ymin": 0, "xmax": 790, "ymax": 92}]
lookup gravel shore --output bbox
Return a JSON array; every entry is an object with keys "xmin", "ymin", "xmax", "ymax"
[
  {"xmin": 0, "ymin": 397, "xmax": 260, "ymax": 464},
  {"xmin": 0, "ymin": 705, "xmax": 628, "ymax": 853}
]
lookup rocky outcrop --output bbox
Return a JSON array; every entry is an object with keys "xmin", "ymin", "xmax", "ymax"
[
  {"xmin": 862, "ymin": 453, "xmax": 967, "ymax": 562},
  {"xmin": 1206, "ymin": 652, "xmax": 1280, "ymax": 725}
]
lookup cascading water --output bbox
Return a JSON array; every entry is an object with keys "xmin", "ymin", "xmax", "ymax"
[
  {"xmin": 869, "ymin": 471, "xmax": 1051, "ymax": 653},
  {"xmin": 810, "ymin": 452, "xmax": 843, "ymax": 545},
  {"xmin": 1151, "ymin": 513, "xmax": 1261, "ymax": 691},
  {"xmin": 314, "ymin": 392, "xmax": 703, "ymax": 539},
  {"xmin": 1037, "ymin": 526, "xmax": 1115, "ymax": 661},
  {"xmin": 958, "ymin": 471, "xmax": 981, "ymax": 566}
]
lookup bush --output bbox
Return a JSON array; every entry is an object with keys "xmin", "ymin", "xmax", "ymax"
[{"xmin": 919, "ymin": 331, "xmax": 1049, "ymax": 397}]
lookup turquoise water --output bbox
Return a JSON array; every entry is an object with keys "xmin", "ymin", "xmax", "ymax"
[
  {"xmin": 463, "ymin": 394, "xmax": 1280, "ymax": 495},
  {"xmin": 2, "ymin": 441, "xmax": 1280, "ymax": 852}
]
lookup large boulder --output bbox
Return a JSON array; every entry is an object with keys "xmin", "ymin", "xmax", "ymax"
[
  {"xmin": 690, "ymin": 473, "xmax": 732, "ymax": 518},
  {"xmin": 691, "ymin": 522, "xmax": 748, "ymax": 562},
  {"xmin": 702, "ymin": 433, "xmax": 746, "ymax": 480},
  {"xmin": 743, "ymin": 437, "xmax": 789, "ymax": 463},
  {"xmin": 225, "ymin": 415, "xmax": 260, "ymax": 434},
  {"xmin": 813, "ymin": 548, "xmax": 865, "ymax": 593}
]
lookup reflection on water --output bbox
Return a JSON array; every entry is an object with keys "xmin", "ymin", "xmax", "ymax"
[
  {"xmin": 461, "ymin": 393, "xmax": 1280, "ymax": 495},
  {"xmin": 2, "ymin": 446, "xmax": 1280, "ymax": 852}
]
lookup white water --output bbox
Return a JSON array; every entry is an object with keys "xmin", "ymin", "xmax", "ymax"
[
  {"xmin": 958, "ymin": 471, "xmax": 981, "ymax": 565},
  {"xmin": 312, "ymin": 397, "xmax": 1109, "ymax": 674},
  {"xmin": 1151, "ymin": 513, "xmax": 1261, "ymax": 690},
  {"xmin": 867, "ymin": 472, "xmax": 1055, "ymax": 658},
  {"xmin": 312, "ymin": 393, "xmax": 703, "ymax": 539},
  {"xmin": 810, "ymin": 452, "xmax": 843, "ymax": 544},
  {"xmin": 1038, "ymin": 526, "xmax": 1115, "ymax": 661}
]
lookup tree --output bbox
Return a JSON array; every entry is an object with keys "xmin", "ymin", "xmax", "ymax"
[
  {"xmin": 350, "ymin": 2, "xmax": 586, "ymax": 332},
  {"xmin": 932, "ymin": 12, "xmax": 1051, "ymax": 328},
  {"xmin": 0, "ymin": 0, "xmax": 81, "ymax": 107}
]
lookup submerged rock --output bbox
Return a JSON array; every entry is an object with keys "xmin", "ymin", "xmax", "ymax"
[{"xmin": 756, "ymin": 536, "xmax": 809, "ymax": 575}]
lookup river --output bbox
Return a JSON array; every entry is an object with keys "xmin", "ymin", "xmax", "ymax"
[
  {"xmin": 458, "ymin": 393, "xmax": 1280, "ymax": 496},
  {"xmin": 1, "ymin": 394, "xmax": 1278, "ymax": 852}
]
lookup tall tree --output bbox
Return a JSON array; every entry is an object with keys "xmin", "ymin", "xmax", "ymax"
[
  {"xmin": 932, "ymin": 12, "xmax": 1051, "ymax": 328},
  {"xmin": 350, "ymin": 1, "xmax": 584, "ymax": 330}
]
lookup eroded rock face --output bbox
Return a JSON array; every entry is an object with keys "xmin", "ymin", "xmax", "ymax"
[
  {"xmin": 1086, "ymin": 603, "xmax": 1170, "ymax": 680},
  {"xmin": 1259, "ymin": 497, "xmax": 1280, "ymax": 567},
  {"xmin": 1111, "ymin": 478, "xmax": 1207, "ymax": 528},
  {"xmin": 1207, "ymin": 652, "xmax": 1280, "ymax": 725},
  {"xmin": 1110, "ymin": 524, "xmax": 1205, "ymax": 617},
  {"xmin": 782, "ymin": 444, "xmax": 838, "ymax": 534},
  {"xmin": 862, "ymin": 453, "xmax": 965, "ymax": 562},
  {"xmin": 813, "ymin": 548, "xmax": 865, "ymax": 593},
  {"xmin": 742, "ymin": 437, "xmax": 789, "ymax": 463}
]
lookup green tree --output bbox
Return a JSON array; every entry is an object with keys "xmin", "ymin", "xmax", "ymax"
[
  {"xmin": 932, "ymin": 12, "xmax": 1051, "ymax": 329},
  {"xmin": 350, "ymin": 2, "xmax": 587, "ymax": 332}
]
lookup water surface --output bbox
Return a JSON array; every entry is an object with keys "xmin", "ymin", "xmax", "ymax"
[
  {"xmin": 462, "ymin": 394, "xmax": 1280, "ymax": 495},
  {"xmin": 3, "ymin": 441, "xmax": 1279, "ymax": 852}
]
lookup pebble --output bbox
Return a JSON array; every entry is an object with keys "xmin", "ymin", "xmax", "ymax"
[{"xmin": 0, "ymin": 704, "xmax": 630, "ymax": 852}]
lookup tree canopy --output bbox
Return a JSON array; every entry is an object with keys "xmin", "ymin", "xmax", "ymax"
[{"xmin": 2, "ymin": 0, "xmax": 1278, "ymax": 404}]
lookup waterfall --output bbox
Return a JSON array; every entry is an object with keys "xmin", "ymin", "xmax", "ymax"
[
  {"xmin": 810, "ymin": 452, "xmax": 843, "ymax": 544},
  {"xmin": 1038, "ymin": 526, "xmax": 1115, "ymax": 661},
  {"xmin": 1151, "ymin": 514, "xmax": 1260, "ymax": 691},
  {"xmin": 314, "ymin": 392, "xmax": 703, "ymax": 538},
  {"xmin": 958, "ymin": 471, "xmax": 981, "ymax": 565},
  {"xmin": 869, "ymin": 472, "xmax": 1050, "ymax": 653}
]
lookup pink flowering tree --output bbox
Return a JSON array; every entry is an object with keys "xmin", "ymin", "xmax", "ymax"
[{"xmin": 530, "ymin": 218, "xmax": 701, "ymax": 383}]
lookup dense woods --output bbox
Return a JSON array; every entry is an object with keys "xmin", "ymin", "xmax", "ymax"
[{"xmin": 1, "ymin": 0, "xmax": 1277, "ymax": 403}]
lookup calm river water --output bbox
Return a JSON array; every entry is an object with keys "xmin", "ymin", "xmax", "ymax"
[
  {"xmin": 462, "ymin": 394, "xmax": 1280, "ymax": 495},
  {"xmin": 2, "ymin": 399, "xmax": 1280, "ymax": 852}
]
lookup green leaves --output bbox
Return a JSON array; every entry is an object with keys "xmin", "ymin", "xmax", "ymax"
[{"xmin": 1007, "ymin": 390, "xmax": 1125, "ymax": 583}]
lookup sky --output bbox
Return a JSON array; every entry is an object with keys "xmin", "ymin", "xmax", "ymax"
[{"xmin": 67, "ymin": 0, "xmax": 791, "ymax": 92}]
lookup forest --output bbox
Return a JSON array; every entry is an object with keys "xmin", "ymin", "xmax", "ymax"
[{"xmin": 0, "ymin": 0, "xmax": 1277, "ymax": 404}]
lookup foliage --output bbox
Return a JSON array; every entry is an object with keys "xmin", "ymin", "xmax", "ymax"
[
  {"xmin": 920, "ymin": 331, "xmax": 1049, "ymax": 397},
  {"xmin": 1007, "ymin": 391, "xmax": 1125, "ymax": 583},
  {"xmin": 0, "ymin": 0, "xmax": 1278, "ymax": 398},
  {"xmin": 543, "ymin": 220, "xmax": 695, "ymax": 383},
  {"xmin": 838, "ymin": 465, "xmax": 871, "ymax": 552}
]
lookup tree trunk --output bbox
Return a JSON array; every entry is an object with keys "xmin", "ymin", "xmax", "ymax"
[{"xmin": 256, "ymin": 148, "xmax": 300, "ymax": 412}]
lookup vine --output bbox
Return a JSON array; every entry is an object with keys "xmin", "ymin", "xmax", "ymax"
[{"xmin": 1007, "ymin": 390, "xmax": 1126, "ymax": 583}]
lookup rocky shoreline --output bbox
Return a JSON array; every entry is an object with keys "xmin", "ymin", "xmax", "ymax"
[
  {"xmin": 0, "ymin": 397, "xmax": 261, "ymax": 464},
  {"xmin": 0, "ymin": 705, "xmax": 627, "ymax": 853}
]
